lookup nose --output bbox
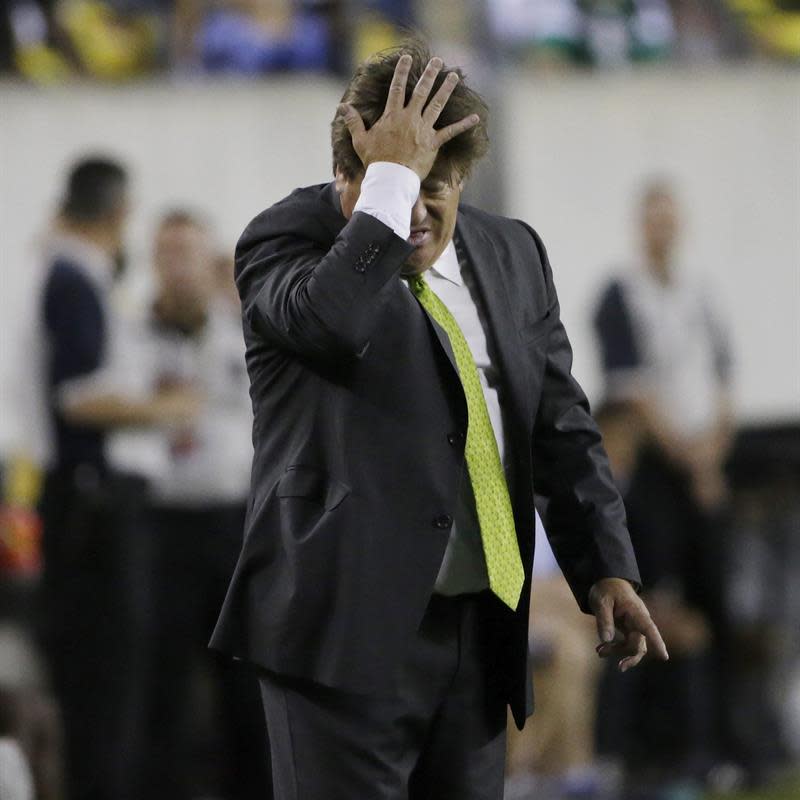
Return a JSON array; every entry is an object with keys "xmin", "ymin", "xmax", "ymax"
[{"xmin": 410, "ymin": 194, "xmax": 428, "ymax": 228}]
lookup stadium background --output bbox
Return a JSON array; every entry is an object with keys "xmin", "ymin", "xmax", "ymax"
[{"xmin": 0, "ymin": 2, "xmax": 798, "ymax": 799}]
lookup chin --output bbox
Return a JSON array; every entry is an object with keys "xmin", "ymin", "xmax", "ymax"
[{"xmin": 405, "ymin": 244, "xmax": 440, "ymax": 273}]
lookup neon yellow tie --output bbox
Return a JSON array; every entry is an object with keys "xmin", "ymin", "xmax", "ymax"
[{"xmin": 408, "ymin": 275, "xmax": 525, "ymax": 610}]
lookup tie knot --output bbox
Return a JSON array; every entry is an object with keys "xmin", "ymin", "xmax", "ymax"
[{"xmin": 406, "ymin": 275, "xmax": 427, "ymax": 296}]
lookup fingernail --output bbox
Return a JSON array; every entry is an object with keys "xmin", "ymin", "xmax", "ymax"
[{"xmin": 431, "ymin": 57, "xmax": 443, "ymax": 68}]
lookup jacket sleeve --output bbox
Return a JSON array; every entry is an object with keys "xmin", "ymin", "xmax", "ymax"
[
  {"xmin": 235, "ymin": 208, "xmax": 414, "ymax": 360},
  {"xmin": 521, "ymin": 223, "xmax": 642, "ymax": 612}
]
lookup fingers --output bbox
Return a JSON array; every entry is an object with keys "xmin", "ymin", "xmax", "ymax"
[
  {"xmin": 408, "ymin": 57, "xmax": 443, "ymax": 113},
  {"xmin": 434, "ymin": 114, "xmax": 480, "ymax": 147},
  {"xmin": 595, "ymin": 631, "xmax": 646, "ymax": 670},
  {"xmin": 593, "ymin": 593, "xmax": 616, "ymax": 645},
  {"xmin": 618, "ymin": 633, "xmax": 648, "ymax": 673},
  {"xmin": 594, "ymin": 610, "xmax": 670, "ymax": 670},
  {"xmin": 338, "ymin": 103, "xmax": 365, "ymax": 139},
  {"xmin": 623, "ymin": 600, "xmax": 670, "ymax": 662},
  {"xmin": 422, "ymin": 71, "xmax": 460, "ymax": 126},
  {"xmin": 640, "ymin": 614, "xmax": 670, "ymax": 662},
  {"xmin": 385, "ymin": 53, "xmax": 412, "ymax": 112}
]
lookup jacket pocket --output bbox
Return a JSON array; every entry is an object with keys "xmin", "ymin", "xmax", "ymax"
[{"xmin": 276, "ymin": 465, "xmax": 351, "ymax": 511}]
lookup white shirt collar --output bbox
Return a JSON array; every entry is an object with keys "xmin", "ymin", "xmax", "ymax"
[
  {"xmin": 427, "ymin": 240, "xmax": 462, "ymax": 286},
  {"xmin": 46, "ymin": 231, "xmax": 114, "ymax": 294}
]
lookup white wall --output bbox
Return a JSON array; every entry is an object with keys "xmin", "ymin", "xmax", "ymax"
[
  {"xmin": 503, "ymin": 67, "xmax": 800, "ymax": 424},
  {"xmin": 1, "ymin": 69, "xmax": 798, "ymax": 453}
]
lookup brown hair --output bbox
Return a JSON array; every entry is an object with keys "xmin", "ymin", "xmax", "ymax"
[{"xmin": 331, "ymin": 39, "xmax": 489, "ymax": 182}]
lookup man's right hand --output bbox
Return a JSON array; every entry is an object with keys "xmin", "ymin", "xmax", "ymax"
[{"xmin": 338, "ymin": 54, "xmax": 480, "ymax": 181}]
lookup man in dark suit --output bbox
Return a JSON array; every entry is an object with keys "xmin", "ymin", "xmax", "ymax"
[{"xmin": 211, "ymin": 43, "xmax": 668, "ymax": 799}]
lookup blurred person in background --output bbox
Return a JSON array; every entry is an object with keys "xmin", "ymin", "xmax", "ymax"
[
  {"xmin": 211, "ymin": 42, "xmax": 668, "ymax": 799},
  {"xmin": 487, "ymin": 0, "xmax": 677, "ymax": 68},
  {"xmin": 593, "ymin": 181, "xmax": 734, "ymax": 790},
  {"xmin": 115, "ymin": 210, "xmax": 270, "ymax": 799},
  {"xmin": 593, "ymin": 400, "xmax": 716, "ymax": 797},
  {"xmin": 1, "ymin": 0, "xmax": 164, "ymax": 82},
  {"xmin": 36, "ymin": 156, "xmax": 201, "ymax": 800},
  {"xmin": 1, "ymin": 1, "xmax": 71, "ymax": 82},
  {"xmin": 728, "ymin": 0, "xmax": 800, "ymax": 60},
  {"xmin": 174, "ymin": 0, "xmax": 332, "ymax": 75}
]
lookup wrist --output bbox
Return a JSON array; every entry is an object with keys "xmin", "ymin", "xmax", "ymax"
[{"xmin": 354, "ymin": 162, "xmax": 421, "ymax": 240}]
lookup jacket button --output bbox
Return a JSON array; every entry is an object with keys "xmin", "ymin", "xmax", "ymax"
[
  {"xmin": 433, "ymin": 514, "xmax": 452, "ymax": 529},
  {"xmin": 447, "ymin": 432, "xmax": 464, "ymax": 446}
]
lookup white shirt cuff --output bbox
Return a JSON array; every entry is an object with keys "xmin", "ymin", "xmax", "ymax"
[{"xmin": 353, "ymin": 162, "xmax": 420, "ymax": 241}]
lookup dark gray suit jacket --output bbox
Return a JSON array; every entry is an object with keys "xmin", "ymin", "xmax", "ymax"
[{"xmin": 210, "ymin": 182, "xmax": 641, "ymax": 727}]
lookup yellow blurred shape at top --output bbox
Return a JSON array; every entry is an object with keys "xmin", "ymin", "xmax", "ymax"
[
  {"xmin": 59, "ymin": 0, "xmax": 159, "ymax": 80},
  {"xmin": 15, "ymin": 42, "xmax": 72, "ymax": 84},
  {"xmin": 353, "ymin": 12, "xmax": 405, "ymax": 68}
]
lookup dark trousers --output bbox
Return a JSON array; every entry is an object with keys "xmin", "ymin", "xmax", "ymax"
[
  {"xmin": 259, "ymin": 591, "xmax": 507, "ymax": 800},
  {"xmin": 146, "ymin": 503, "xmax": 271, "ymax": 800},
  {"xmin": 39, "ymin": 468, "xmax": 152, "ymax": 800}
]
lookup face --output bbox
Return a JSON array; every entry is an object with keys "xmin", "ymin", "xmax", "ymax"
[
  {"xmin": 336, "ymin": 166, "xmax": 462, "ymax": 274},
  {"xmin": 642, "ymin": 191, "xmax": 678, "ymax": 260},
  {"xmin": 153, "ymin": 221, "xmax": 215, "ymax": 312}
]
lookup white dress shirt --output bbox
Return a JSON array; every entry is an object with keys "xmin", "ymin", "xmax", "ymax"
[
  {"xmin": 614, "ymin": 268, "xmax": 729, "ymax": 438},
  {"xmin": 354, "ymin": 161, "xmax": 516, "ymax": 594}
]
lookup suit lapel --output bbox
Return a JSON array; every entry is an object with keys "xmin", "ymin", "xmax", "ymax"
[{"xmin": 454, "ymin": 213, "xmax": 532, "ymax": 423}]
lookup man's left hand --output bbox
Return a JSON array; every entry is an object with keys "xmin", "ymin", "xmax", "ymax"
[{"xmin": 588, "ymin": 577, "xmax": 669, "ymax": 672}]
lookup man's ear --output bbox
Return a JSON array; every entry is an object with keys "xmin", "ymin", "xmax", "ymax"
[{"xmin": 334, "ymin": 168, "xmax": 348, "ymax": 194}]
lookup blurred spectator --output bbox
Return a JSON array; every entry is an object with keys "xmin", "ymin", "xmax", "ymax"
[
  {"xmin": 0, "ymin": 455, "xmax": 63, "ymax": 797},
  {"xmin": 107, "ymin": 210, "xmax": 269, "ymax": 799},
  {"xmin": 175, "ymin": 0, "xmax": 332, "ymax": 75},
  {"xmin": 593, "ymin": 400, "xmax": 717, "ymax": 794},
  {"xmin": 721, "ymin": 424, "xmax": 800, "ymax": 780},
  {"xmin": 350, "ymin": 0, "xmax": 415, "ymax": 67},
  {"xmin": 487, "ymin": 0, "xmax": 677, "ymax": 67},
  {"xmin": 35, "ymin": 156, "xmax": 200, "ymax": 800},
  {"xmin": 592, "ymin": 181, "xmax": 734, "ymax": 787},
  {"xmin": 593, "ymin": 179, "xmax": 733, "ymax": 518},
  {"xmin": 670, "ymin": 0, "xmax": 746, "ymax": 63},
  {"xmin": 3, "ymin": 0, "xmax": 797, "ymax": 80},
  {"xmin": 2, "ymin": 1, "xmax": 71, "ymax": 82},
  {"xmin": 728, "ymin": 0, "xmax": 800, "ymax": 60},
  {"xmin": 0, "ymin": 0, "xmax": 163, "ymax": 82},
  {"xmin": 57, "ymin": 0, "xmax": 161, "ymax": 80}
]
